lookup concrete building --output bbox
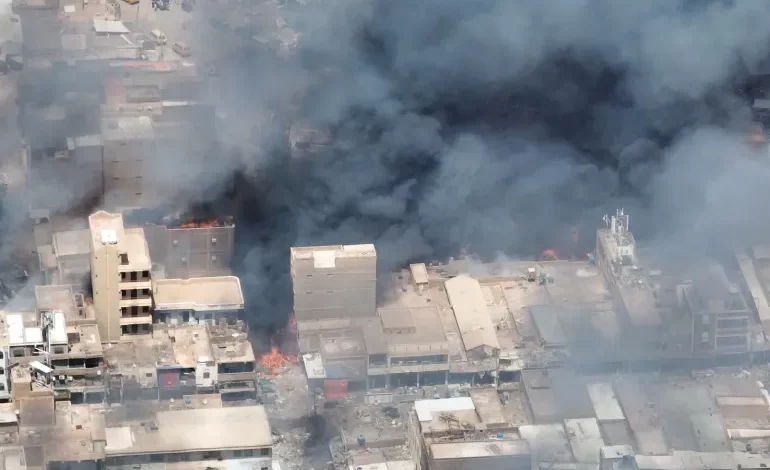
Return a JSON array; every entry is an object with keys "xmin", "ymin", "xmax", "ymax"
[
  {"xmin": 678, "ymin": 262, "xmax": 754, "ymax": 355},
  {"xmin": 595, "ymin": 210, "xmax": 663, "ymax": 343},
  {"xmin": 291, "ymin": 244, "xmax": 377, "ymax": 322},
  {"xmin": 11, "ymin": 0, "xmax": 61, "ymax": 58},
  {"xmin": 89, "ymin": 210, "xmax": 153, "ymax": 341},
  {"xmin": 0, "ymin": 323, "xmax": 10, "ymax": 401},
  {"xmin": 141, "ymin": 217, "xmax": 235, "ymax": 279},
  {"xmin": 44, "ymin": 215, "xmax": 236, "ymax": 283},
  {"xmin": 35, "ymin": 284, "xmax": 105, "ymax": 403},
  {"xmin": 407, "ymin": 395, "xmax": 531, "ymax": 470},
  {"xmin": 102, "ymin": 321, "xmax": 256, "ymax": 401},
  {"xmin": 100, "ymin": 115, "xmax": 156, "ymax": 211},
  {"xmin": 103, "ymin": 406, "xmax": 272, "ymax": 466},
  {"xmin": 153, "ymin": 277, "xmax": 244, "ymax": 325},
  {"xmin": 735, "ymin": 245, "xmax": 770, "ymax": 337},
  {"xmin": 295, "ymin": 254, "xmax": 614, "ymax": 398},
  {"xmin": 2, "ymin": 398, "xmax": 271, "ymax": 470}
]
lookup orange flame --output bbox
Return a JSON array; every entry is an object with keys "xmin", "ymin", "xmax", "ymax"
[
  {"xmin": 541, "ymin": 249, "xmax": 559, "ymax": 261},
  {"xmin": 179, "ymin": 218, "xmax": 221, "ymax": 229},
  {"xmin": 259, "ymin": 341, "xmax": 298, "ymax": 372}
]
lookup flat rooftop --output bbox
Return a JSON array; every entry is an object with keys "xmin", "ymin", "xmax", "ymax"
[
  {"xmin": 379, "ymin": 306, "xmax": 448, "ymax": 354},
  {"xmin": 153, "ymin": 277, "xmax": 244, "ymax": 311},
  {"xmin": 52, "ymin": 229, "xmax": 90, "ymax": 257},
  {"xmin": 35, "ymin": 284, "xmax": 92, "ymax": 323},
  {"xmin": 290, "ymin": 244, "xmax": 376, "ymax": 262},
  {"xmin": 104, "ymin": 406, "xmax": 271, "ymax": 455},
  {"xmin": 124, "ymin": 228, "xmax": 151, "ymax": 271},
  {"xmin": 68, "ymin": 324, "xmax": 103, "ymax": 357},
  {"xmin": 101, "ymin": 115, "xmax": 155, "ymax": 141},
  {"xmin": 89, "ymin": 210, "xmax": 127, "ymax": 252},
  {"xmin": 168, "ymin": 326, "xmax": 212, "ymax": 368},
  {"xmin": 430, "ymin": 440, "xmax": 530, "ymax": 460}
]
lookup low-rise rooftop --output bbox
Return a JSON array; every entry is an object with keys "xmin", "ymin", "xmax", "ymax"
[
  {"xmin": 153, "ymin": 277, "xmax": 244, "ymax": 311},
  {"xmin": 104, "ymin": 406, "xmax": 271, "ymax": 456}
]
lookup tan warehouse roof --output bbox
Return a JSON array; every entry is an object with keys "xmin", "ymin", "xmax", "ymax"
[
  {"xmin": 154, "ymin": 276, "xmax": 244, "ymax": 311},
  {"xmin": 104, "ymin": 406, "xmax": 271, "ymax": 455},
  {"xmin": 444, "ymin": 275, "xmax": 500, "ymax": 352}
]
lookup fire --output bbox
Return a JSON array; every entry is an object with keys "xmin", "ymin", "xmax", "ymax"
[
  {"xmin": 541, "ymin": 249, "xmax": 559, "ymax": 261},
  {"xmin": 259, "ymin": 342, "xmax": 298, "ymax": 372},
  {"xmin": 179, "ymin": 218, "xmax": 221, "ymax": 229},
  {"xmin": 288, "ymin": 315, "xmax": 297, "ymax": 332}
]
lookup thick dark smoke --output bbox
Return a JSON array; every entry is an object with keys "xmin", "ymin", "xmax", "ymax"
[
  {"xmin": 9, "ymin": 0, "xmax": 770, "ymax": 328},
  {"xmin": 188, "ymin": 0, "xmax": 770, "ymax": 328}
]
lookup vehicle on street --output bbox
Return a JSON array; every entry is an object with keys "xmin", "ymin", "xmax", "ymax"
[{"xmin": 172, "ymin": 41, "xmax": 191, "ymax": 57}]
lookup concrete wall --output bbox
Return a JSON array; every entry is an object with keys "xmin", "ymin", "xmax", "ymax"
[
  {"xmin": 291, "ymin": 250, "xmax": 377, "ymax": 321},
  {"xmin": 91, "ymin": 243, "xmax": 122, "ymax": 342}
]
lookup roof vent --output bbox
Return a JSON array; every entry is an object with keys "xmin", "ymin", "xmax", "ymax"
[{"xmin": 101, "ymin": 229, "xmax": 118, "ymax": 245}]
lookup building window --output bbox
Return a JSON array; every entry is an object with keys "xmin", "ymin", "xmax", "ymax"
[
  {"xmin": 145, "ymin": 372, "xmax": 153, "ymax": 378},
  {"xmin": 203, "ymin": 372, "xmax": 210, "ymax": 379},
  {"xmin": 130, "ymin": 272, "xmax": 138, "ymax": 281},
  {"xmin": 143, "ymin": 289, "xmax": 150, "ymax": 296},
  {"xmin": 211, "ymin": 237, "xmax": 217, "ymax": 245},
  {"xmin": 260, "ymin": 448, "xmax": 269, "ymax": 456},
  {"xmin": 242, "ymin": 450, "xmax": 253, "ymax": 457},
  {"xmin": 142, "ymin": 306, "xmax": 150, "ymax": 314},
  {"xmin": 0, "ymin": 351, "xmax": 4, "ymax": 359},
  {"xmin": 52, "ymin": 347, "xmax": 65, "ymax": 354},
  {"xmin": 142, "ymin": 270, "xmax": 150, "ymax": 278},
  {"xmin": 261, "ymin": 467, "xmax": 268, "ymax": 470},
  {"xmin": 12, "ymin": 348, "xmax": 23, "ymax": 358},
  {"xmin": 0, "ymin": 384, "xmax": 4, "ymax": 391},
  {"xmin": 0, "ymin": 367, "xmax": 4, "ymax": 375}
]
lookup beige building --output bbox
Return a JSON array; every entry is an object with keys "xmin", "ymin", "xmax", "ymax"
[
  {"xmin": 153, "ymin": 277, "xmax": 244, "ymax": 325},
  {"xmin": 290, "ymin": 244, "xmax": 377, "ymax": 322},
  {"xmin": 142, "ymin": 219, "xmax": 235, "ymax": 279},
  {"xmin": 100, "ymin": 115, "xmax": 156, "ymax": 211},
  {"xmin": 42, "ymin": 217, "xmax": 236, "ymax": 283},
  {"xmin": 88, "ymin": 211, "xmax": 153, "ymax": 341}
]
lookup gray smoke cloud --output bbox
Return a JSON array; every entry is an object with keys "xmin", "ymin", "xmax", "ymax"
[
  {"xmin": 209, "ymin": 0, "xmax": 770, "ymax": 326},
  {"xmin": 8, "ymin": 0, "xmax": 770, "ymax": 325}
]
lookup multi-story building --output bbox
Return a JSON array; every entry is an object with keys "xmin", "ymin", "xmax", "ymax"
[
  {"xmin": 595, "ymin": 210, "xmax": 664, "ymax": 345},
  {"xmin": 102, "ymin": 321, "xmax": 256, "ymax": 401},
  {"xmin": 406, "ymin": 391, "xmax": 531, "ymax": 470},
  {"xmin": 88, "ymin": 210, "xmax": 153, "ymax": 341},
  {"xmin": 679, "ymin": 262, "xmax": 754, "ymax": 355},
  {"xmin": 141, "ymin": 217, "xmax": 235, "ymax": 279},
  {"xmin": 0, "ymin": 329, "xmax": 9, "ymax": 401},
  {"xmin": 100, "ymin": 115, "xmax": 157, "ymax": 211},
  {"xmin": 290, "ymin": 244, "xmax": 377, "ymax": 321},
  {"xmin": 152, "ymin": 277, "xmax": 244, "ymax": 326}
]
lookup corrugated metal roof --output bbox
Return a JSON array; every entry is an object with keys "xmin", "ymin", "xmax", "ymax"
[{"xmin": 444, "ymin": 275, "xmax": 500, "ymax": 352}]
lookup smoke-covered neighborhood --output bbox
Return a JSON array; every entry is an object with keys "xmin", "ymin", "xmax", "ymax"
[{"xmin": 6, "ymin": 1, "xmax": 770, "ymax": 470}]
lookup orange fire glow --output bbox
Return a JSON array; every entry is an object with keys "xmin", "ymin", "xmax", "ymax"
[
  {"xmin": 541, "ymin": 249, "xmax": 559, "ymax": 261},
  {"xmin": 288, "ymin": 315, "xmax": 297, "ymax": 332},
  {"xmin": 178, "ymin": 218, "xmax": 221, "ymax": 229},
  {"xmin": 259, "ymin": 342, "xmax": 298, "ymax": 372}
]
